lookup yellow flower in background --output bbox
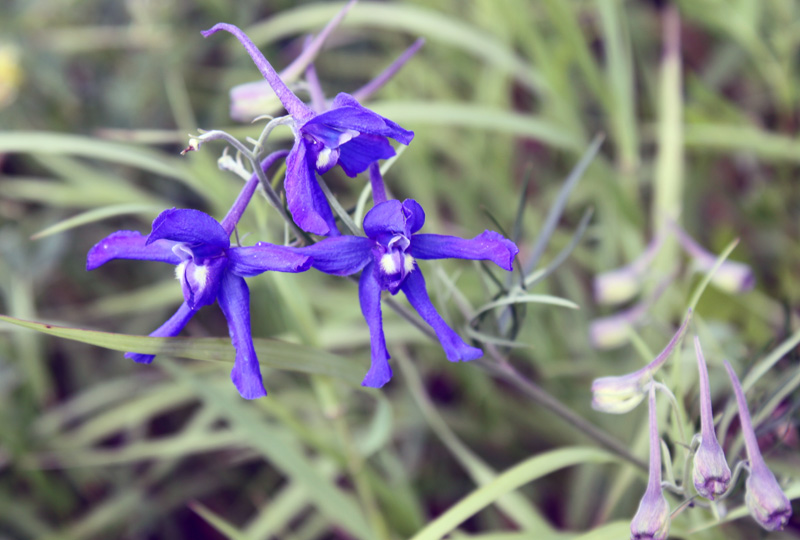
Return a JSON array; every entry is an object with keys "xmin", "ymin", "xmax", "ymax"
[{"xmin": 0, "ymin": 43, "xmax": 22, "ymax": 108}]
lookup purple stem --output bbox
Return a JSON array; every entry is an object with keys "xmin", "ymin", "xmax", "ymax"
[
  {"xmin": 724, "ymin": 360, "xmax": 768, "ymax": 472},
  {"xmin": 352, "ymin": 38, "xmax": 426, "ymax": 102},
  {"xmin": 646, "ymin": 385, "xmax": 662, "ymax": 494},
  {"xmin": 220, "ymin": 150, "xmax": 290, "ymax": 235},
  {"xmin": 694, "ymin": 337, "xmax": 716, "ymax": 440},
  {"xmin": 202, "ymin": 23, "xmax": 314, "ymax": 121},
  {"xmin": 368, "ymin": 163, "xmax": 387, "ymax": 205},
  {"xmin": 627, "ymin": 309, "xmax": 692, "ymax": 380}
]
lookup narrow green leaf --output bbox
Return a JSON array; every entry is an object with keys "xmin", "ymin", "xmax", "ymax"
[
  {"xmin": 684, "ymin": 123, "xmax": 800, "ymax": 163},
  {"xmin": 474, "ymin": 294, "xmax": 579, "ymax": 317},
  {"xmin": 0, "ymin": 132, "xmax": 189, "ymax": 182},
  {"xmin": 409, "ymin": 447, "xmax": 617, "ymax": 540},
  {"xmin": 523, "ymin": 133, "xmax": 604, "ymax": 274},
  {"xmin": 0, "ymin": 315, "xmax": 364, "ymax": 384},
  {"xmin": 31, "ymin": 204, "xmax": 163, "ymax": 239},
  {"xmin": 686, "ymin": 237, "xmax": 739, "ymax": 311},
  {"xmin": 189, "ymin": 501, "xmax": 253, "ymax": 540},
  {"xmin": 371, "ymin": 102, "xmax": 581, "ymax": 151}
]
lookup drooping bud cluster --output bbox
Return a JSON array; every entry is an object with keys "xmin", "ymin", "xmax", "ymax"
[{"xmin": 592, "ymin": 317, "xmax": 792, "ymax": 535}]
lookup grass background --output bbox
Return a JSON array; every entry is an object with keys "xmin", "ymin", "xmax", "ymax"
[{"xmin": 0, "ymin": 0, "xmax": 798, "ymax": 538}]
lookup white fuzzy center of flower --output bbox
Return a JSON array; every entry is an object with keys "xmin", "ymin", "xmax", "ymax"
[
  {"xmin": 191, "ymin": 264, "xmax": 209, "ymax": 288},
  {"xmin": 316, "ymin": 147, "xmax": 333, "ymax": 170},
  {"xmin": 380, "ymin": 253, "xmax": 415, "ymax": 275},
  {"xmin": 175, "ymin": 260, "xmax": 188, "ymax": 284},
  {"xmin": 175, "ymin": 259, "xmax": 210, "ymax": 289}
]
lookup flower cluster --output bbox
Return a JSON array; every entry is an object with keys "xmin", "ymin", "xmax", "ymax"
[
  {"xmin": 87, "ymin": 6, "xmax": 518, "ymax": 399},
  {"xmin": 591, "ymin": 315, "xmax": 792, "ymax": 535}
]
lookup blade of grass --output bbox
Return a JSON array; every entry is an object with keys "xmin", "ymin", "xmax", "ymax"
[
  {"xmin": 31, "ymin": 204, "xmax": 163, "ymax": 239},
  {"xmin": 0, "ymin": 315, "xmax": 364, "ymax": 384},
  {"xmin": 408, "ymin": 447, "xmax": 617, "ymax": 540}
]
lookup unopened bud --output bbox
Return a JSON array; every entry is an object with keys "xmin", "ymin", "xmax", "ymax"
[
  {"xmin": 724, "ymin": 360, "xmax": 792, "ymax": 530},
  {"xmin": 591, "ymin": 310, "xmax": 691, "ymax": 414},
  {"xmin": 594, "ymin": 235, "xmax": 664, "ymax": 305},
  {"xmin": 691, "ymin": 337, "xmax": 731, "ymax": 499},
  {"xmin": 631, "ymin": 386, "xmax": 670, "ymax": 540},
  {"xmin": 670, "ymin": 222, "xmax": 755, "ymax": 294},
  {"xmin": 745, "ymin": 465, "xmax": 793, "ymax": 531}
]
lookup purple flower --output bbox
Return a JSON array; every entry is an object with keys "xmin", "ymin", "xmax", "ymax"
[
  {"xmin": 86, "ymin": 157, "xmax": 312, "ymax": 399},
  {"xmin": 724, "ymin": 361, "xmax": 792, "ymax": 531},
  {"xmin": 293, "ymin": 198, "xmax": 518, "ymax": 387},
  {"xmin": 630, "ymin": 386, "xmax": 671, "ymax": 540},
  {"xmin": 692, "ymin": 337, "xmax": 731, "ymax": 500},
  {"xmin": 202, "ymin": 23, "xmax": 414, "ymax": 237}
]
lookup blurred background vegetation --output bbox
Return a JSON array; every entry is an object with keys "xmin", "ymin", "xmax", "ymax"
[{"xmin": 0, "ymin": 0, "xmax": 798, "ymax": 538}]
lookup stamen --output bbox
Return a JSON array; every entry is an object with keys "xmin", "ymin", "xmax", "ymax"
[{"xmin": 380, "ymin": 253, "xmax": 399, "ymax": 275}]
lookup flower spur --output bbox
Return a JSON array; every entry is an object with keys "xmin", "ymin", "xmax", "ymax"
[{"xmin": 203, "ymin": 23, "xmax": 414, "ymax": 237}]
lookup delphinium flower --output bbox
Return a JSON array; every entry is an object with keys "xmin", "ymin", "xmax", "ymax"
[
  {"xmin": 724, "ymin": 361, "xmax": 792, "ymax": 530},
  {"xmin": 591, "ymin": 310, "xmax": 691, "ymax": 414},
  {"xmin": 287, "ymin": 197, "xmax": 518, "ymax": 387},
  {"xmin": 669, "ymin": 221, "xmax": 755, "ymax": 294},
  {"xmin": 691, "ymin": 337, "xmax": 731, "ymax": 500},
  {"xmin": 86, "ymin": 152, "xmax": 312, "ymax": 399},
  {"xmin": 202, "ymin": 23, "xmax": 414, "ymax": 236},
  {"xmin": 630, "ymin": 385, "xmax": 671, "ymax": 540}
]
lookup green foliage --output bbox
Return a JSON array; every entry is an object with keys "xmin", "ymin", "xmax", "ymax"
[{"xmin": 1, "ymin": 0, "xmax": 798, "ymax": 539}]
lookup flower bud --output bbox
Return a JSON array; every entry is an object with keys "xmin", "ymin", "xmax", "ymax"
[
  {"xmin": 591, "ymin": 310, "xmax": 691, "ymax": 414},
  {"xmin": 631, "ymin": 489, "xmax": 671, "ymax": 540},
  {"xmin": 671, "ymin": 222, "xmax": 755, "ymax": 294},
  {"xmin": 691, "ymin": 337, "xmax": 731, "ymax": 499},
  {"xmin": 631, "ymin": 387, "xmax": 670, "ymax": 540},
  {"xmin": 693, "ymin": 438, "xmax": 731, "ymax": 501},
  {"xmin": 591, "ymin": 372, "xmax": 648, "ymax": 414},
  {"xmin": 745, "ymin": 465, "xmax": 793, "ymax": 531},
  {"xmin": 594, "ymin": 236, "xmax": 663, "ymax": 305},
  {"xmin": 589, "ymin": 303, "xmax": 647, "ymax": 350},
  {"xmin": 724, "ymin": 361, "xmax": 792, "ymax": 530}
]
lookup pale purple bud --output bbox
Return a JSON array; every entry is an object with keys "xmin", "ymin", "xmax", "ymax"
[
  {"xmin": 671, "ymin": 222, "xmax": 755, "ymax": 294},
  {"xmin": 591, "ymin": 310, "xmax": 691, "ymax": 414},
  {"xmin": 589, "ymin": 302, "xmax": 647, "ymax": 350},
  {"xmin": 594, "ymin": 235, "xmax": 664, "ymax": 305},
  {"xmin": 724, "ymin": 361, "xmax": 792, "ymax": 531},
  {"xmin": 630, "ymin": 387, "xmax": 670, "ymax": 540},
  {"xmin": 692, "ymin": 337, "xmax": 731, "ymax": 499}
]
